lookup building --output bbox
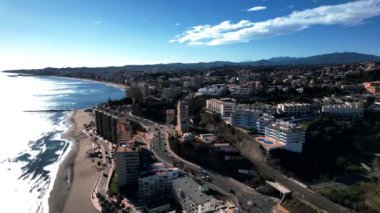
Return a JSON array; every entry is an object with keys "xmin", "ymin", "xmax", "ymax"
[
  {"xmin": 197, "ymin": 84, "xmax": 227, "ymax": 96},
  {"xmin": 94, "ymin": 108, "xmax": 119, "ymax": 143},
  {"xmin": 172, "ymin": 177, "xmax": 219, "ymax": 213},
  {"xmin": 138, "ymin": 164, "xmax": 180, "ymax": 201},
  {"xmin": 162, "ymin": 87, "xmax": 182, "ymax": 99},
  {"xmin": 181, "ymin": 133, "xmax": 194, "ymax": 143},
  {"xmin": 264, "ymin": 121, "xmax": 305, "ymax": 153},
  {"xmin": 176, "ymin": 100, "xmax": 190, "ymax": 135},
  {"xmin": 256, "ymin": 114, "xmax": 275, "ymax": 134},
  {"xmin": 277, "ymin": 103, "xmax": 311, "ymax": 115},
  {"xmin": 198, "ymin": 133, "xmax": 217, "ymax": 143},
  {"xmin": 231, "ymin": 108, "xmax": 261, "ymax": 131},
  {"xmin": 166, "ymin": 109, "xmax": 176, "ymax": 124},
  {"xmin": 115, "ymin": 140, "xmax": 140, "ymax": 187},
  {"xmin": 322, "ymin": 102, "xmax": 363, "ymax": 119},
  {"xmin": 206, "ymin": 98, "xmax": 236, "ymax": 118},
  {"xmin": 363, "ymin": 81, "xmax": 380, "ymax": 95},
  {"xmin": 125, "ymin": 82, "xmax": 150, "ymax": 104}
]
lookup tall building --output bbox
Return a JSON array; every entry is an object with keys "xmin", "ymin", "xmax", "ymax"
[
  {"xmin": 265, "ymin": 121, "xmax": 305, "ymax": 153},
  {"xmin": 115, "ymin": 140, "xmax": 140, "ymax": 187},
  {"xmin": 125, "ymin": 82, "xmax": 150, "ymax": 104},
  {"xmin": 94, "ymin": 108, "xmax": 119, "ymax": 143},
  {"xmin": 166, "ymin": 109, "xmax": 176, "ymax": 124},
  {"xmin": 231, "ymin": 109, "xmax": 261, "ymax": 131},
  {"xmin": 176, "ymin": 100, "xmax": 189, "ymax": 135}
]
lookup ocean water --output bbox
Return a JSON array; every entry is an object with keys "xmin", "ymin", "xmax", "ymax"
[{"xmin": 0, "ymin": 72, "xmax": 124, "ymax": 213}]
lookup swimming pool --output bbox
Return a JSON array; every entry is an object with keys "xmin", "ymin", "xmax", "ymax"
[{"xmin": 257, "ymin": 138, "xmax": 273, "ymax": 145}]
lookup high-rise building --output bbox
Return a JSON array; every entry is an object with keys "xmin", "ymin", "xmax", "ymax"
[
  {"xmin": 115, "ymin": 140, "xmax": 140, "ymax": 187},
  {"xmin": 94, "ymin": 108, "xmax": 118, "ymax": 143},
  {"xmin": 125, "ymin": 82, "xmax": 150, "ymax": 104},
  {"xmin": 176, "ymin": 100, "xmax": 189, "ymax": 135}
]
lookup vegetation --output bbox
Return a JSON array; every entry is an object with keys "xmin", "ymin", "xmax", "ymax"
[
  {"xmin": 281, "ymin": 198, "xmax": 319, "ymax": 213},
  {"xmin": 268, "ymin": 116, "xmax": 380, "ymax": 182},
  {"xmin": 316, "ymin": 182, "xmax": 380, "ymax": 211},
  {"xmin": 109, "ymin": 173, "xmax": 119, "ymax": 195}
]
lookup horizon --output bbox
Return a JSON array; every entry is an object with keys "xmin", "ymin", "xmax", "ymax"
[{"xmin": 1, "ymin": 0, "xmax": 380, "ymax": 70}]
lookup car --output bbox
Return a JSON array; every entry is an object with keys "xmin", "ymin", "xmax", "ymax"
[
  {"xmin": 103, "ymin": 173, "xmax": 108, "ymax": 177},
  {"xmin": 229, "ymin": 189, "xmax": 236, "ymax": 194},
  {"xmin": 247, "ymin": 200, "xmax": 255, "ymax": 206}
]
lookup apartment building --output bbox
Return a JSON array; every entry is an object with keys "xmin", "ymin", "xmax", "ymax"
[
  {"xmin": 206, "ymin": 98, "xmax": 236, "ymax": 117},
  {"xmin": 277, "ymin": 102, "xmax": 311, "ymax": 115},
  {"xmin": 363, "ymin": 81, "xmax": 380, "ymax": 95},
  {"xmin": 256, "ymin": 114, "xmax": 276, "ymax": 134},
  {"xmin": 115, "ymin": 140, "xmax": 140, "ymax": 187},
  {"xmin": 172, "ymin": 177, "xmax": 218, "ymax": 213},
  {"xmin": 94, "ymin": 108, "xmax": 119, "ymax": 143},
  {"xmin": 138, "ymin": 164, "xmax": 180, "ymax": 201},
  {"xmin": 176, "ymin": 100, "xmax": 190, "ymax": 135},
  {"xmin": 265, "ymin": 121, "xmax": 305, "ymax": 153},
  {"xmin": 322, "ymin": 102, "xmax": 363, "ymax": 119},
  {"xmin": 231, "ymin": 108, "xmax": 261, "ymax": 130}
]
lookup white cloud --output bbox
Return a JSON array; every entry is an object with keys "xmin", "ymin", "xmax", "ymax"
[
  {"xmin": 170, "ymin": 0, "xmax": 380, "ymax": 46},
  {"xmin": 95, "ymin": 21, "xmax": 101, "ymax": 24},
  {"xmin": 175, "ymin": 23, "xmax": 180, "ymax": 26},
  {"xmin": 247, "ymin": 6, "xmax": 267, "ymax": 12}
]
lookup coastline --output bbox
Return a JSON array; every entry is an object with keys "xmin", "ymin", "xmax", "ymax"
[{"xmin": 49, "ymin": 109, "xmax": 98, "ymax": 213}]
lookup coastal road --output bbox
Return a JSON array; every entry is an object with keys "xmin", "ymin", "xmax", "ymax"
[
  {"xmin": 126, "ymin": 112, "xmax": 349, "ymax": 213},
  {"xmin": 126, "ymin": 113, "xmax": 275, "ymax": 212}
]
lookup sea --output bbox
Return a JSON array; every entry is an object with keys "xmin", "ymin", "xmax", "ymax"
[{"xmin": 0, "ymin": 72, "xmax": 124, "ymax": 213}]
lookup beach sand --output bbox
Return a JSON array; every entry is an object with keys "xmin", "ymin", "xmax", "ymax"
[{"xmin": 49, "ymin": 109, "xmax": 98, "ymax": 213}]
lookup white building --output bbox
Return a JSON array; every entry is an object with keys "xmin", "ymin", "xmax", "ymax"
[
  {"xmin": 231, "ymin": 109, "xmax": 261, "ymax": 131},
  {"xmin": 265, "ymin": 121, "xmax": 305, "ymax": 153},
  {"xmin": 256, "ymin": 114, "xmax": 275, "ymax": 134},
  {"xmin": 138, "ymin": 165, "xmax": 180, "ymax": 200},
  {"xmin": 206, "ymin": 98, "xmax": 236, "ymax": 118},
  {"xmin": 322, "ymin": 102, "xmax": 363, "ymax": 119},
  {"xmin": 172, "ymin": 177, "xmax": 219, "ymax": 213},
  {"xmin": 198, "ymin": 133, "xmax": 217, "ymax": 143},
  {"xmin": 277, "ymin": 103, "xmax": 311, "ymax": 115},
  {"xmin": 197, "ymin": 84, "xmax": 227, "ymax": 96}
]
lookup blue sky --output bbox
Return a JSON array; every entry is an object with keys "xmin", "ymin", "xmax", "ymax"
[{"xmin": 1, "ymin": 0, "xmax": 380, "ymax": 69}]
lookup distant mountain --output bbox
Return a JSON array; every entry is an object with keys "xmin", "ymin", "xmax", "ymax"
[
  {"xmin": 4, "ymin": 52, "xmax": 380, "ymax": 74},
  {"xmin": 262, "ymin": 52, "xmax": 380, "ymax": 66}
]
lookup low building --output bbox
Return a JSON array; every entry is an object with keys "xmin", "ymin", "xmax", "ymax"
[
  {"xmin": 322, "ymin": 102, "xmax": 363, "ymax": 119},
  {"xmin": 363, "ymin": 81, "xmax": 380, "ymax": 95},
  {"xmin": 138, "ymin": 165, "xmax": 180, "ymax": 201},
  {"xmin": 197, "ymin": 84, "xmax": 227, "ymax": 96},
  {"xmin": 264, "ymin": 121, "xmax": 305, "ymax": 153},
  {"xmin": 256, "ymin": 114, "xmax": 275, "ymax": 134},
  {"xmin": 206, "ymin": 98, "xmax": 236, "ymax": 118},
  {"xmin": 231, "ymin": 109, "xmax": 261, "ymax": 131},
  {"xmin": 181, "ymin": 132, "xmax": 194, "ymax": 143},
  {"xmin": 172, "ymin": 177, "xmax": 219, "ymax": 213},
  {"xmin": 277, "ymin": 102, "xmax": 311, "ymax": 115},
  {"xmin": 115, "ymin": 140, "xmax": 140, "ymax": 187},
  {"xmin": 198, "ymin": 133, "xmax": 217, "ymax": 143}
]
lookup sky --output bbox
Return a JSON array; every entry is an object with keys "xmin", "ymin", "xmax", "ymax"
[{"xmin": 1, "ymin": 0, "xmax": 380, "ymax": 70}]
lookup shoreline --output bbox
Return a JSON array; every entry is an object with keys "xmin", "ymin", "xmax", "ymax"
[{"xmin": 49, "ymin": 110, "xmax": 98, "ymax": 213}]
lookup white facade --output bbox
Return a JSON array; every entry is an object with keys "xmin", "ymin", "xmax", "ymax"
[
  {"xmin": 172, "ymin": 177, "xmax": 218, "ymax": 213},
  {"xmin": 206, "ymin": 98, "xmax": 236, "ymax": 117},
  {"xmin": 322, "ymin": 102, "xmax": 363, "ymax": 119},
  {"xmin": 265, "ymin": 121, "xmax": 305, "ymax": 153},
  {"xmin": 256, "ymin": 114, "xmax": 275, "ymax": 134},
  {"xmin": 197, "ymin": 84, "xmax": 227, "ymax": 96},
  {"xmin": 138, "ymin": 167, "xmax": 180, "ymax": 199},
  {"xmin": 277, "ymin": 103, "xmax": 311, "ymax": 115},
  {"xmin": 231, "ymin": 109, "xmax": 261, "ymax": 130}
]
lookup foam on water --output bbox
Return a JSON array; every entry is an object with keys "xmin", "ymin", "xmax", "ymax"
[{"xmin": 0, "ymin": 72, "xmax": 124, "ymax": 213}]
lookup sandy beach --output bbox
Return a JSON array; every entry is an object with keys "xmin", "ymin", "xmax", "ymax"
[{"xmin": 49, "ymin": 109, "xmax": 98, "ymax": 213}]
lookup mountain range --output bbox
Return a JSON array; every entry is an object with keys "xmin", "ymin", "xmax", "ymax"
[{"xmin": 4, "ymin": 52, "xmax": 380, "ymax": 73}]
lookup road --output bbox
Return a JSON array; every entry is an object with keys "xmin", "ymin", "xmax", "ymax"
[
  {"xmin": 126, "ymin": 112, "xmax": 350, "ymax": 213},
  {"xmin": 126, "ymin": 113, "xmax": 275, "ymax": 213}
]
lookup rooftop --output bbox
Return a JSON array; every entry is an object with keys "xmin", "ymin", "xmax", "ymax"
[
  {"xmin": 116, "ymin": 140, "xmax": 138, "ymax": 152},
  {"xmin": 172, "ymin": 177, "xmax": 214, "ymax": 205}
]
